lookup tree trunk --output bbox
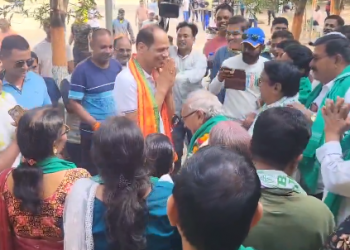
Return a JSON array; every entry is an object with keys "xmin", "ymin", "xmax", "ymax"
[
  {"xmin": 291, "ymin": 0, "xmax": 307, "ymax": 41},
  {"xmin": 332, "ymin": 0, "xmax": 342, "ymax": 14}
]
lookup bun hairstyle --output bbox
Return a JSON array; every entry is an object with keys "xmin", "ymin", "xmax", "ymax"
[
  {"xmin": 92, "ymin": 116, "xmax": 150, "ymax": 250},
  {"xmin": 12, "ymin": 107, "xmax": 64, "ymax": 215}
]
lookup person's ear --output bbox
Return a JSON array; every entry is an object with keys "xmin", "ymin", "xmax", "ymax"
[
  {"xmin": 250, "ymin": 201, "xmax": 263, "ymax": 229},
  {"xmin": 167, "ymin": 195, "xmax": 179, "ymax": 227},
  {"xmin": 274, "ymin": 82, "xmax": 282, "ymax": 92}
]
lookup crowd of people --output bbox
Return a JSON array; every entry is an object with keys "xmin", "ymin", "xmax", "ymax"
[{"xmin": 2, "ymin": 1, "xmax": 350, "ymax": 250}]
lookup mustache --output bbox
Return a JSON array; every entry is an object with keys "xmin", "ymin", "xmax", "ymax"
[{"xmin": 178, "ymin": 41, "xmax": 186, "ymax": 46}]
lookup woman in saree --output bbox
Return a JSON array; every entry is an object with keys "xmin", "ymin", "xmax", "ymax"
[
  {"xmin": 248, "ymin": 61, "xmax": 300, "ymax": 135},
  {"xmin": 0, "ymin": 107, "xmax": 90, "ymax": 250},
  {"xmin": 63, "ymin": 116, "xmax": 181, "ymax": 250}
]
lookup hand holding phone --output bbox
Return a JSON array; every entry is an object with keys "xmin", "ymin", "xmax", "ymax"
[
  {"xmin": 224, "ymin": 69, "xmax": 247, "ymax": 91},
  {"xmin": 218, "ymin": 67, "xmax": 235, "ymax": 82},
  {"xmin": 8, "ymin": 105, "xmax": 25, "ymax": 125}
]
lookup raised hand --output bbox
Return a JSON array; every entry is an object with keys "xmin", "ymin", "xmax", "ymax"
[
  {"xmin": 323, "ymin": 97, "xmax": 350, "ymax": 142},
  {"xmin": 155, "ymin": 58, "xmax": 176, "ymax": 93}
]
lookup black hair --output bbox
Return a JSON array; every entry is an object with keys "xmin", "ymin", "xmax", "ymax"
[
  {"xmin": 136, "ymin": 25, "xmax": 164, "ymax": 47},
  {"xmin": 325, "ymin": 15, "xmax": 345, "ymax": 27},
  {"xmin": 251, "ymin": 107, "xmax": 311, "ymax": 170},
  {"xmin": 338, "ymin": 25, "xmax": 350, "ymax": 40},
  {"xmin": 91, "ymin": 28, "xmax": 111, "ymax": 41},
  {"xmin": 113, "ymin": 36, "xmax": 131, "ymax": 49},
  {"xmin": 0, "ymin": 35, "xmax": 30, "ymax": 58},
  {"xmin": 228, "ymin": 15, "xmax": 246, "ymax": 25},
  {"xmin": 91, "ymin": 116, "xmax": 150, "ymax": 250},
  {"xmin": 13, "ymin": 107, "xmax": 64, "ymax": 215},
  {"xmin": 172, "ymin": 146, "xmax": 261, "ymax": 250},
  {"xmin": 263, "ymin": 61, "xmax": 301, "ymax": 97},
  {"xmin": 168, "ymin": 35, "xmax": 173, "ymax": 44},
  {"xmin": 271, "ymin": 30, "xmax": 294, "ymax": 40},
  {"xmin": 31, "ymin": 51, "xmax": 39, "ymax": 64},
  {"xmin": 283, "ymin": 44, "xmax": 313, "ymax": 77},
  {"xmin": 272, "ymin": 17, "xmax": 289, "ymax": 27},
  {"xmin": 176, "ymin": 21, "xmax": 199, "ymax": 37},
  {"xmin": 276, "ymin": 39, "xmax": 300, "ymax": 50},
  {"xmin": 145, "ymin": 133, "xmax": 173, "ymax": 178},
  {"xmin": 215, "ymin": 3, "xmax": 233, "ymax": 16},
  {"xmin": 313, "ymin": 34, "xmax": 350, "ymax": 63}
]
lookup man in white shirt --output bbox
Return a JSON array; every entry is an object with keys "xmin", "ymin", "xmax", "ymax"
[
  {"xmin": 291, "ymin": 34, "xmax": 350, "ymax": 218},
  {"xmin": 169, "ymin": 21, "xmax": 207, "ymax": 171},
  {"xmin": 210, "ymin": 27, "xmax": 268, "ymax": 121},
  {"xmin": 113, "ymin": 25, "xmax": 175, "ymax": 140},
  {"xmin": 33, "ymin": 19, "xmax": 74, "ymax": 78},
  {"xmin": 0, "ymin": 85, "xmax": 20, "ymax": 170}
]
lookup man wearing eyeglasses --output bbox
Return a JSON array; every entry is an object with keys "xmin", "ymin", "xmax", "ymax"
[
  {"xmin": 0, "ymin": 35, "xmax": 51, "ymax": 110},
  {"xmin": 209, "ymin": 27, "xmax": 268, "ymax": 122},
  {"xmin": 210, "ymin": 15, "xmax": 248, "ymax": 103},
  {"xmin": 113, "ymin": 35, "xmax": 132, "ymax": 68}
]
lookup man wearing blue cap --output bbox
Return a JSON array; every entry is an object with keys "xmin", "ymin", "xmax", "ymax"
[{"xmin": 209, "ymin": 27, "xmax": 268, "ymax": 123}]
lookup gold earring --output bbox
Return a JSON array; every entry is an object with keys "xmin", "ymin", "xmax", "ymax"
[{"xmin": 53, "ymin": 147, "xmax": 58, "ymax": 155}]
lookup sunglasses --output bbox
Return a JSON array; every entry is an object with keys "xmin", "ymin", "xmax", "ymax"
[
  {"xmin": 14, "ymin": 58, "xmax": 34, "ymax": 69},
  {"xmin": 61, "ymin": 124, "xmax": 70, "ymax": 136},
  {"xmin": 242, "ymin": 34, "xmax": 261, "ymax": 41}
]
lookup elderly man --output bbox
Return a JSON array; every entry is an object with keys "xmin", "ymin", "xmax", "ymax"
[
  {"xmin": 209, "ymin": 120, "xmax": 251, "ymax": 157},
  {"xmin": 114, "ymin": 36, "xmax": 132, "ymax": 68},
  {"xmin": 181, "ymin": 89, "xmax": 228, "ymax": 157}
]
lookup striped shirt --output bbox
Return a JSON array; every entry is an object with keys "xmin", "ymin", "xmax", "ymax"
[{"xmin": 69, "ymin": 58, "xmax": 122, "ymax": 133}]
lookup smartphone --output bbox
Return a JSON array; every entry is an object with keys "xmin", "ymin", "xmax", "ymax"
[
  {"xmin": 224, "ymin": 69, "xmax": 246, "ymax": 91},
  {"xmin": 8, "ymin": 105, "xmax": 25, "ymax": 124}
]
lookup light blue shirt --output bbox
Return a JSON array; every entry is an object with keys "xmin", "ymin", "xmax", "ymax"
[{"xmin": 2, "ymin": 71, "xmax": 51, "ymax": 109}]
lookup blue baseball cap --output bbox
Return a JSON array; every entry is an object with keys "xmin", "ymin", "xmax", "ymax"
[{"xmin": 242, "ymin": 27, "xmax": 265, "ymax": 48}]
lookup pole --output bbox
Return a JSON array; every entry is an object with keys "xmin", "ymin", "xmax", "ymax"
[{"xmin": 105, "ymin": 0, "xmax": 113, "ymax": 33}]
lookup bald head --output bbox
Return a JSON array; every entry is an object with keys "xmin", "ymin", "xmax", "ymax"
[
  {"xmin": 209, "ymin": 121, "xmax": 251, "ymax": 157},
  {"xmin": 114, "ymin": 36, "xmax": 132, "ymax": 66}
]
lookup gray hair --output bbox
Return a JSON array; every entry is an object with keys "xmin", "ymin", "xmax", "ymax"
[
  {"xmin": 185, "ymin": 89, "xmax": 223, "ymax": 119},
  {"xmin": 209, "ymin": 121, "xmax": 251, "ymax": 157}
]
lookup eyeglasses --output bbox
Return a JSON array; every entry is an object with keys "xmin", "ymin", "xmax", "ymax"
[
  {"xmin": 242, "ymin": 33, "xmax": 261, "ymax": 41},
  {"xmin": 14, "ymin": 58, "xmax": 34, "ymax": 69},
  {"xmin": 226, "ymin": 30, "xmax": 242, "ymax": 36},
  {"xmin": 61, "ymin": 124, "xmax": 70, "ymax": 136},
  {"xmin": 182, "ymin": 110, "xmax": 197, "ymax": 120}
]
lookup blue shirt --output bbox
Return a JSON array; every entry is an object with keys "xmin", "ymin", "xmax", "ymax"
[
  {"xmin": 2, "ymin": 71, "xmax": 51, "ymax": 109},
  {"xmin": 69, "ymin": 58, "xmax": 122, "ymax": 132}
]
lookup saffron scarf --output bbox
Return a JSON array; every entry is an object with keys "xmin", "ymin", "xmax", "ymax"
[
  {"xmin": 298, "ymin": 77, "xmax": 312, "ymax": 105},
  {"xmin": 18, "ymin": 156, "xmax": 76, "ymax": 173},
  {"xmin": 128, "ymin": 55, "xmax": 172, "ymax": 140},
  {"xmin": 187, "ymin": 115, "xmax": 228, "ymax": 156},
  {"xmin": 299, "ymin": 66, "xmax": 350, "ymax": 194},
  {"xmin": 324, "ymin": 133, "xmax": 350, "ymax": 222}
]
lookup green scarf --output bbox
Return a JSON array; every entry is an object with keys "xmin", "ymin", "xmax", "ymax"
[
  {"xmin": 187, "ymin": 115, "xmax": 228, "ymax": 156},
  {"xmin": 299, "ymin": 66, "xmax": 350, "ymax": 194},
  {"xmin": 19, "ymin": 156, "xmax": 76, "ymax": 173},
  {"xmin": 238, "ymin": 245, "xmax": 255, "ymax": 250},
  {"xmin": 298, "ymin": 77, "xmax": 312, "ymax": 105},
  {"xmin": 257, "ymin": 170, "xmax": 306, "ymax": 194},
  {"xmin": 324, "ymin": 134, "xmax": 350, "ymax": 222}
]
